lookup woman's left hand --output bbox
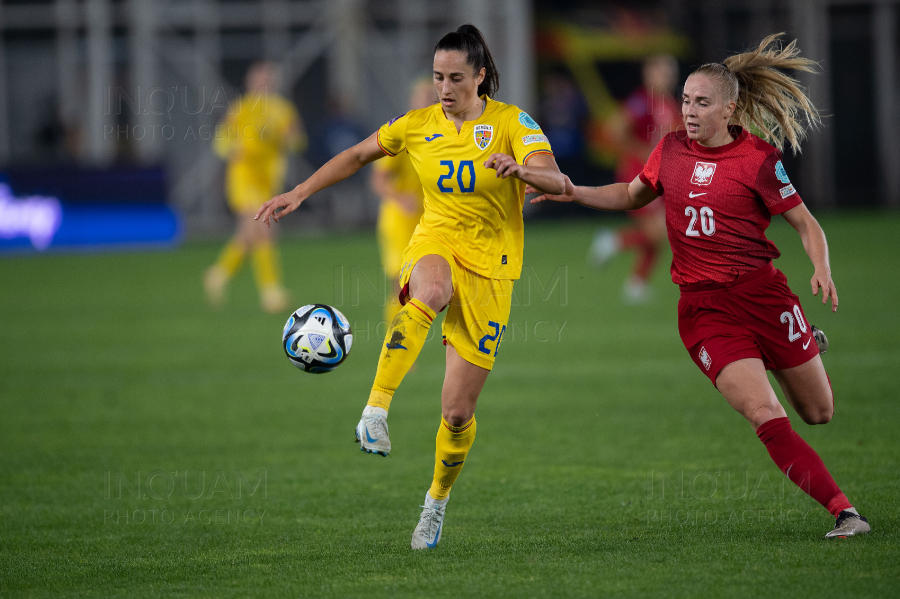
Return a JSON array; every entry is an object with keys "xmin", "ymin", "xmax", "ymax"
[
  {"xmin": 485, "ymin": 153, "xmax": 525, "ymax": 179},
  {"xmin": 812, "ymin": 268, "xmax": 838, "ymax": 312}
]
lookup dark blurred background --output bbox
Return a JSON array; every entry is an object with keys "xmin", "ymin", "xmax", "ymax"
[{"xmin": 0, "ymin": 0, "xmax": 897, "ymax": 252}]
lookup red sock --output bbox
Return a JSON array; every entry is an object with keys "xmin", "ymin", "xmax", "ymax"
[
  {"xmin": 634, "ymin": 242, "xmax": 659, "ymax": 280},
  {"xmin": 756, "ymin": 417, "xmax": 851, "ymax": 517},
  {"xmin": 619, "ymin": 228, "xmax": 649, "ymax": 249}
]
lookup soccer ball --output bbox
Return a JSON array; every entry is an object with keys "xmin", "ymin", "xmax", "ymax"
[{"xmin": 282, "ymin": 304, "xmax": 353, "ymax": 373}]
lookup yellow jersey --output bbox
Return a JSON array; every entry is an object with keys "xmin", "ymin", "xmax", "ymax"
[
  {"xmin": 376, "ymin": 96, "xmax": 553, "ymax": 280},
  {"xmin": 214, "ymin": 93, "xmax": 305, "ymax": 165},
  {"xmin": 373, "ymin": 151, "xmax": 426, "ymax": 216}
]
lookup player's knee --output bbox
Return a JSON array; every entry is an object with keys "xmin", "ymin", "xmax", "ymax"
[
  {"xmin": 414, "ymin": 281, "xmax": 451, "ymax": 312},
  {"xmin": 801, "ymin": 403, "xmax": 833, "ymax": 425},
  {"xmin": 442, "ymin": 409, "xmax": 473, "ymax": 428}
]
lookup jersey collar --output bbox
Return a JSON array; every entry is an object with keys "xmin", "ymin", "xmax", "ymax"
[{"xmin": 690, "ymin": 125, "xmax": 748, "ymax": 155}]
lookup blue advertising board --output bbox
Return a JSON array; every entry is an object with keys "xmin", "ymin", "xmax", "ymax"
[{"xmin": 0, "ymin": 169, "xmax": 181, "ymax": 253}]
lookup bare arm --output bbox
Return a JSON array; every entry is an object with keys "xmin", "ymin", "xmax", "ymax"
[
  {"xmin": 256, "ymin": 132, "xmax": 385, "ymax": 225},
  {"xmin": 781, "ymin": 203, "xmax": 838, "ymax": 312},
  {"xmin": 527, "ymin": 174, "xmax": 659, "ymax": 212},
  {"xmin": 484, "ymin": 153, "xmax": 566, "ymax": 195}
]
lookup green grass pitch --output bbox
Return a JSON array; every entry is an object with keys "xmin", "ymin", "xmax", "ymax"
[{"xmin": 1, "ymin": 213, "xmax": 898, "ymax": 597}]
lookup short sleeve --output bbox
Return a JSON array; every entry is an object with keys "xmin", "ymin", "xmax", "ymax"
[
  {"xmin": 755, "ymin": 151, "xmax": 802, "ymax": 214},
  {"xmin": 376, "ymin": 113, "xmax": 409, "ymax": 157},
  {"xmin": 509, "ymin": 109, "xmax": 553, "ymax": 165},
  {"xmin": 638, "ymin": 137, "xmax": 665, "ymax": 195}
]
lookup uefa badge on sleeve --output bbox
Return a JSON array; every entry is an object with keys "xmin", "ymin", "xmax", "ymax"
[{"xmin": 474, "ymin": 124, "xmax": 493, "ymax": 150}]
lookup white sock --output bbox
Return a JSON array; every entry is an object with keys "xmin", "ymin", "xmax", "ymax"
[
  {"xmin": 363, "ymin": 405, "xmax": 388, "ymax": 418},
  {"xmin": 426, "ymin": 490, "xmax": 449, "ymax": 508}
]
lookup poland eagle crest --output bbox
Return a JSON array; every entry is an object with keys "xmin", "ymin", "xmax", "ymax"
[{"xmin": 690, "ymin": 161, "xmax": 717, "ymax": 186}]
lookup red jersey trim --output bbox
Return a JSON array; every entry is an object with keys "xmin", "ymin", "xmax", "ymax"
[
  {"xmin": 523, "ymin": 149, "xmax": 553, "ymax": 165},
  {"xmin": 407, "ymin": 300, "xmax": 435, "ymax": 323},
  {"xmin": 376, "ymin": 131, "xmax": 397, "ymax": 157},
  {"xmin": 689, "ymin": 126, "xmax": 749, "ymax": 155},
  {"xmin": 768, "ymin": 194, "xmax": 802, "ymax": 215}
]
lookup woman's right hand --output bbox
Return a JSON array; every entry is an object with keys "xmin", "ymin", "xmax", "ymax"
[
  {"xmin": 255, "ymin": 189, "xmax": 305, "ymax": 226},
  {"xmin": 526, "ymin": 175, "xmax": 576, "ymax": 204}
]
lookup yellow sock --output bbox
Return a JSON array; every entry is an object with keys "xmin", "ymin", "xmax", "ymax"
[
  {"xmin": 367, "ymin": 298, "xmax": 435, "ymax": 412},
  {"xmin": 429, "ymin": 416, "xmax": 476, "ymax": 500},
  {"xmin": 216, "ymin": 240, "xmax": 245, "ymax": 278},
  {"xmin": 252, "ymin": 242, "xmax": 282, "ymax": 289},
  {"xmin": 384, "ymin": 296, "xmax": 402, "ymax": 337}
]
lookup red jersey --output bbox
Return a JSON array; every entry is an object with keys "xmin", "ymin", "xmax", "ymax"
[{"xmin": 639, "ymin": 126, "xmax": 802, "ymax": 285}]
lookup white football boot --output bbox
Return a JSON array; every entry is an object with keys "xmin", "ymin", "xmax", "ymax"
[
  {"xmin": 411, "ymin": 491, "xmax": 448, "ymax": 550},
  {"xmin": 811, "ymin": 325, "xmax": 829, "ymax": 354},
  {"xmin": 203, "ymin": 266, "xmax": 228, "ymax": 309},
  {"xmin": 588, "ymin": 229, "xmax": 620, "ymax": 269},
  {"xmin": 260, "ymin": 285, "xmax": 289, "ymax": 315},
  {"xmin": 824, "ymin": 509, "xmax": 870, "ymax": 539},
  {"xmin": 622, "ymin": 276, "xmax": 652, "ymax": 305},
  {"xmin": 355, "ymin": 406, "xmax": 391, "ymax": 457}
]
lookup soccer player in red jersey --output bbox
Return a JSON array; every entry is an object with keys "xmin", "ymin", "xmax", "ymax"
[{"xmin": 530, "ymin": 34, "xmax": 869, "ymax": 538}]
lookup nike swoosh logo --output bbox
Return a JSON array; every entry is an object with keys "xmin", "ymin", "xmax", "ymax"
[
  {"xmin": 803, "ymin": 338, "xmax": 812, "ymax": 350},
  {"xmin": 425, "ymin": 134, "xmax": 444, "ymax": 142},
  {"xmin": 426, "ymin": 522, "xmax": 442, "ymax": 548},
  {"xmin": 688, "ymin": 191, "xmax": 707, "ymax": 198},
  {"xmin": 441, "ymin": 460, "xmax": 464, "ymax": 467},
  {"xmin": 365, "ymin": 427, "xmax": 378, "ymax": 444},
  {"xmin": 786, "ymin": 464, "xmax": 794, "ymax": 479}
]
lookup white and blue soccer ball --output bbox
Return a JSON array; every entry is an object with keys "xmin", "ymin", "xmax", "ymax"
[{"xmin": 282, "ymin": 304, "xmax": 353, "ymax": 373}]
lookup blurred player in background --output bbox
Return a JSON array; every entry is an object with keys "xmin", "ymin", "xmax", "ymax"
[
  {"xmin": 369, "ymin": 79, "xmax": 436, "ymax": 330},
  {"xmin": 257, "ymin": 25, "xmax": 564, "ymax": 549},
  {"xmin": 589, "ymin": 55, "xmax": 681, "ymax": 303},
  {"xmin": 531, "ymin": 35, "xmax": 869, "ymax": 539},
  {"xmin": 204, "ymin": 62, "xmax": 306, "ymax": 313}
]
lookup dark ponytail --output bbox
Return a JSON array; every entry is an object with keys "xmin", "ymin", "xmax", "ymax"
[{"xmin": 434, "ymin": 24, "xmax": 500, "ymax": 98}]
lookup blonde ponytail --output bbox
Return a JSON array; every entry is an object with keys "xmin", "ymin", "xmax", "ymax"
[{"xmin": 694, "ymin": 33, "xmax": 822, "ymax": 154}]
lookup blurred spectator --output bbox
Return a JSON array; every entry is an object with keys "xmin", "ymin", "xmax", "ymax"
[
  {"xmin": 311, "ymin": 97, "xmax": 366, "ymax": 168},
  {"xmin": 540, "ymin": 70, "xmax": 591, "ymax": 184}
]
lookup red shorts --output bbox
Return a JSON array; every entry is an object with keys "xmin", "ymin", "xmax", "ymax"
[{"xmin": 678, "ymin": 263, "xmax": 821, "ymax": 386}]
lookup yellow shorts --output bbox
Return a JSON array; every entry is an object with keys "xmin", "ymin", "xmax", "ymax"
[
  {"xmin": 226, "ymin": 158, "xmax": 287, "ymax": 214},
  {"xmin": 399, "ymin": 234, "xmax": 513, "ymax": 370},
  {"xmin": 377, "ymin": 201, "xmax": 422, "ymax": 278}
]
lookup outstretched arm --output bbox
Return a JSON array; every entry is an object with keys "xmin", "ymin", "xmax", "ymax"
[
  {"xmin": 781, "ymin": 203, "xmax": 838, "ymax": 312},
  {"xmin": 526, "ymin": 175, "xmax": 659, "ymax": 211},
  {"xmin": 484, "ymin": 153, "xmax": 566, "ymax": 195},
  {"xmin": 256, "ymin": 133, "xmax": 385, "ymax": 226}
]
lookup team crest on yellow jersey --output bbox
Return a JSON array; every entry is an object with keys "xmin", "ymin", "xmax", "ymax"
[{"xmin": 474, "ymin": 124, "xmax": 493, "ymax": 150}]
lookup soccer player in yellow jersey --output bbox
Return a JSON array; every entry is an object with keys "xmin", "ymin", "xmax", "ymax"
[
  {"xmin": 256, "ymin": 25, "xmax": 565, "ymax": 549},
  {"xmin": 204, "ymin": 62, "xmax": 306, "ymax": 313},
  {"xmin": 370, "ymin": 79, "xmax": 436, "ymax": 329}
]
